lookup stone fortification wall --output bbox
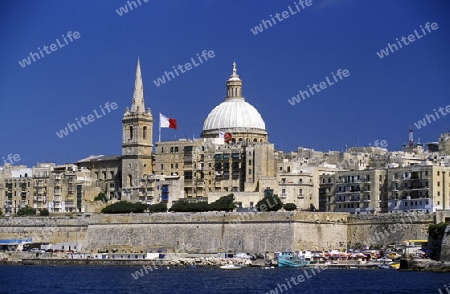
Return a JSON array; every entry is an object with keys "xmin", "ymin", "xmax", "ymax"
[
  {"xmin": 347, "ymin": 212, "xmax": 435, "ymax": 248},
  {"xmin": 0, "ymin": 212, "xmax": 433, "ymax": 253},
  {"xmin": 83, "ymin": 212, "xmax": 348, "ymax": 253},
  {"xmin": 0, "ymin": 216, "xmax": 89, "ymax": 244}
]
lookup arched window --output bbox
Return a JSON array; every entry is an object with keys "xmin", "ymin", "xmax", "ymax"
[
  {"xmin": 143, "ymin": 126, "xmax": 147, "ymax": 140},
  {"xmin": 128, "ymin": 175, "xmax": 132, "ymax": 187},
  {"xmin": 129, "ymin": 126, "xmax": 134, "ymax": 140}
]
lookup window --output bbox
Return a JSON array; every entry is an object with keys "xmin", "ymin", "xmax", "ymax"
[
  {"xmin": 299, "ymin": 189, "xmax": 303, "ymax": 196},
  {"xmin": 160, "ymin": 164, "xmax": 164, "ymax": 170},
  {"xmin": 175, "ymin": 163, "xmax": 178, "ymax": 168},
  {"xmin": 248, "ymin": 169, "xmax": 252, "ymax": 175},
  {"xmin": 438, "ymin": 171, "xmax": 440, "ymax": 176},
  {"xmin": 161, "ymin": 147, "xmax": 164, "ymax": 153},
  {"xmin": 143, "ymin": 126, "xmax": 147, "ymax": 139},
  {"xmin": 438, "ymin": 181, "xmax": 440, "ymax": 187},
  {"xmin": 129, "ymin": 126, "xmax": 133, "ymax": 139}
]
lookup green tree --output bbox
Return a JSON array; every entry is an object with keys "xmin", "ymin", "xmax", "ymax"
[
  {"xmin": 17, "ymin": 207, "xmax": 37, "ymax": 216},
  {"xmin": 208, "ymin": 194, "xmax": 236, "ymax": 212},
  {"xmin": 39, "ymin": 208, "xmax": 50, "ymax": 216},
  {"xmin": 169, "ymin": 194, "xmax": 236, "ymax": 212},
  {"xmin": 148, "ymin": 202, "xmax": 168, "ymax": 213},
  {"xmin": 256, "ymin": 194, "xmax": 283, "ymax": 212},
  {"xmin": 101, "ymin": 201, "xmax": 147, "ymax": 214},
  {"xmin": 283, "ymin": 203, "xmax": 297, "ymax": 211},
  {"xmin": 94, "ymin": 192, "xmax": 108, "ymax": 203}
]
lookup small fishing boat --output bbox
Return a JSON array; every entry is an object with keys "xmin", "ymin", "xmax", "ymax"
[{"xmin": 220, "ymin": 264, "xmax": 242, "ymax": 270}]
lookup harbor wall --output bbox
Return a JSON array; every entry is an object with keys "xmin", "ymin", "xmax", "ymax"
[
  {"xmin": 347, "ymin": 212, "xmax": 435, "ymax": 248},
  {"xmin": 0, "ymin": 211, "xmax": 434, "ymax": 253}
]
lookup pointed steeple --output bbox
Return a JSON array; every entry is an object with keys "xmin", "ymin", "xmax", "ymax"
[
  {"xmin": 226, "ymin": 62, "xmax": 243, "ymax": 100},
  {"xmin": 131, "ymin": 58, "xmax": 145, "ymax": 113}
]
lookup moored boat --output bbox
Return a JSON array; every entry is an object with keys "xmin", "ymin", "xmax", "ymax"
[
  {"xmin": 220, "ymin": 264, "xmax": 242, "ymax": 270},
  {"xmin": 277, "ymin": 252, "xmax": 308, "ymax": 268},
  {"xmin": 378, "ymin": 263, "xmax": 391, "ymax": 270}
]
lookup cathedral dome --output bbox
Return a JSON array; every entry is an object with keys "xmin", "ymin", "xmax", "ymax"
[
  {"xmin": 203, "ymin": 99, "xmax": 266, "ymax": 131},
  {"xmin": 201, "ymin": 63, "xmax": 268, "ymax": 142}
]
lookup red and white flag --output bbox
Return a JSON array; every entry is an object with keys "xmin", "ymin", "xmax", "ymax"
[{"xmin": 160, "ymin": 113, "xmax": 177, "ymax": 129}]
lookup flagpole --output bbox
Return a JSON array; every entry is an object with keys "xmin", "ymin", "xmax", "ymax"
[{"xmin": 159, "ymin": 112, "xmax": 161, "ymax": 142}]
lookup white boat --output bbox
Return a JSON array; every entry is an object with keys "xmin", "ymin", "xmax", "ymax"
[
  {"xmin": 378, "ymin": 264, "xmax": 391, "ymax": 270},
  {"xmin": 220, "ymin": 264, "xmax": 242, "ymax": 270}
]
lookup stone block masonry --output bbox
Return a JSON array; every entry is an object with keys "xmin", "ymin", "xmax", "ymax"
[{"xmin": 0, "ymin": 212, "xmax": 435, "ymax": 254}]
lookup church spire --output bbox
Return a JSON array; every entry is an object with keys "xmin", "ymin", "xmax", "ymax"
[
  {"xmin": 131, "ymin": 58, "xmax": 145, "ymax": 113},
  {"xmin": 225, "ymin": 62, "xmax": 244, "ymax": 100}
]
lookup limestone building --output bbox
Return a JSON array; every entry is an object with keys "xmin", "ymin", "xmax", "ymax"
[
  {"xmin": 320, "ymin": 164, "xmax": 450, "ymax": 214},
  {"xmin": 154, "ymin": 63, "xmax": 277, "ymax": 205}
]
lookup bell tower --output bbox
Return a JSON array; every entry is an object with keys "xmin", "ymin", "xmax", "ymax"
[{"xmin": 121, "ymin": 58, "xmax": 153, "ymax": 201}]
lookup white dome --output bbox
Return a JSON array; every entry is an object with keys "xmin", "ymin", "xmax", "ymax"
[{"xmin": 203, "ymin": 98, "xmax": 266, "ymax": 131}]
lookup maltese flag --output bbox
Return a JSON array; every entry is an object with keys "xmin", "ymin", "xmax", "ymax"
[{"xmin": 160, "ymin": 113, "xmax": 177, "ymax": 129}]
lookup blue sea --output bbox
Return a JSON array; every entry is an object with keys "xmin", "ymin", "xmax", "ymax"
[{"xmin": 0, "ymin": 265, "xmax": 448, "ymax": 294}]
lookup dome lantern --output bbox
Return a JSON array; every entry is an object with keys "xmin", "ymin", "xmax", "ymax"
[{"xmin": 201, "ymin": 63, "xmax": 268, "ymax": 143}]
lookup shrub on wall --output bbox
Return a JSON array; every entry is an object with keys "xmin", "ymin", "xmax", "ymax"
[
  {"xmin": 256, "ymin": 194, "xmax": 283, "ymax": 212},
  {"xmin": 101, "ymin": 201, "xmax": 147, "ymax": 214},
  {"xmin": 208, "ymin": 193, "xmax": 236, "ymax": 212},
  {"xmin": 39, "ymin": 208, "xmax": 50, "ymax": 216},
  {"xmin": 94, "ymin": 192, "xmax": 108, "ymax": 203},
  {"xmin": 148, "ymin": 202, "xmax": 168, "ymax": 213},
  {"xmin": 16, "ymin": 207, "xmax": 37, "ymax": 216},
  {"xmin": 283, "ymin": 203, "xmax": 297, "ymax": 211},
  {"xmin": 169, "ymin": 194, "xmax": 236, "ymax": 212}
]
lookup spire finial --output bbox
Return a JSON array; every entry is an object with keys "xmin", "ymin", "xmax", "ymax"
[
  {"xmin": 131, "ymin": 58, "xmax": 145, "ymax": 113},
  {"xmin": 232, "ymin": 62, "xmax": 237, "ymax": 76}
]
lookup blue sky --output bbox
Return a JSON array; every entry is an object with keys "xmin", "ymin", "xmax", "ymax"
[{"xmin": 1, "ymin": 0, "xmax": 449, "ymax": 167}]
